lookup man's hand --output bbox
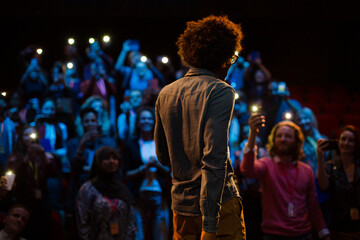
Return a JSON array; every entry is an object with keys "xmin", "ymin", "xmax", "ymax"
[{"xmin": 201, "ymin": 230, "xmax": 216, "ymax": 240}]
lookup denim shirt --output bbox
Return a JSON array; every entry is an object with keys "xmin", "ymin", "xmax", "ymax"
[{"xmin": 155, "ymin": 68, "xmax": 240, "ymax": 233}]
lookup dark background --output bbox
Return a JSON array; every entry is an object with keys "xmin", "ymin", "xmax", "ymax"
[{"xmin": 1, "ymin": 0, "xmax": 360, "ymax": 91}]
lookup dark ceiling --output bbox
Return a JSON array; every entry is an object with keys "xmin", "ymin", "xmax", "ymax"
[{"xmin": 1, "ymin": 0, "xmax": 360, "ymax": 90}]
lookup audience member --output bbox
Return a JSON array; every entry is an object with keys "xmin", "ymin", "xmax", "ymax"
[
  {"xmin": 0, "ymin": 100, "xmax": 15, "ymax": 172},
  {"xmin": 0, "ymin": 204, "xmax": 30, "ymax": 240},
  {"xmin": 6, "ymin": 126, "xmax": 57, "ymax": 240},
  {"xmin": 76, "ymin": 96, "xmax": 114, "ymax": 138},
  {"xmin": 18, "ymin": 59, "xmax": 48, "ymax": 105},
  {"xmin": 76, "ymin": 146, "xmax": 136, "ymax": 240},
  {"xmin": 317, "ymin": 125, "xmax": 360, "ymax": 239},
  {"xmin": 81, "ymin": 62, "xmax": 117, "ymax": 102},
  {"xmin": 241, "ymin": 117, "xmax": 330, "ymax": 240},
  {"xmin": 117, "ymin": 90, "xmax": 144, "ymax": 142},
  {"xmin": 124, "ymin": 107, "xmax": 170, "ymax": 240},
  {"xmin": 66, "ymin": 107, "xmax": 117, "ymax": 211},
  {"xmin": 114, "ymin": 40, "xmax": 165, "ymax": 92}
]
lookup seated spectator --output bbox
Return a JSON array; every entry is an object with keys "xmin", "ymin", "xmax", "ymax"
[
  {"xmin": 226, "ymin": 55, "xmax": 248, "ymax": 90},
  {"xmin": 243, "ymin": 50, "xmax": 272, "ymax": 104},
  {"xmin": 76, "ymin": 146, "xmax": 136, "ymax": 240},
  {"xmin": 83, "ymin": 41, "xmax": 114, "ymax": 81},
  {"xmin": 0, "ymin": 203, "xmax": 30, "ymax": 240},
  {"xmin": 0, "ymin": 100, "xmax": 15, "ymax": 172},
  {"xmin": 123, "ymin": 107, "xmax": 170, "ymax": 240},
  {"xmin": 241, "ymin": 116, "xmax": 330, "ymax": 240},
  {"xmin": 317, "ymin": 125, "xmax": 360, "ymax": 239},
  {"xmin": 18, "ymin": 59, "xmax": 48, "ymax": 105},
  {"xmin": 117, "ymin": 89, "xmax": 144, "ymax": 142},
  {"xmin": 33, "ymin": 98, "xmax": 69, "ymax": 172},
  {"xmin": 5, "ymin": 126, "xmax": 57, "ymax": 240},
  {"xmin": 114, "ymin": 40, "xmax": 165, "ymax": 92},
  {"xmin": 81, "ymin": 62, "xmax": 116, "ymax": 103},
  {"xmin": 66, "ymin": 107, "xmax": 117, "ymax": 212},
  {"xmin": 48, "ymin": 62, "xmax": 71, "ymax": 100},
  {"xmin": 297, "ymin": 107, "xmax": 327, "ymax": 174},
  {"xmin": 75, "ymin": 96, "xmax": 114, "ymax": 138}
]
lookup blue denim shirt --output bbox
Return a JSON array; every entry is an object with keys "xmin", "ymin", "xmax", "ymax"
[{"xmin": 155, "ymin": 68, "xmax": 240, "ymax": 233}]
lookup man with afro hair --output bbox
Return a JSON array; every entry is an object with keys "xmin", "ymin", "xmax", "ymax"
[{"xmin": 155, "ymin": 15, "xmax": 245, "ymax": 240}]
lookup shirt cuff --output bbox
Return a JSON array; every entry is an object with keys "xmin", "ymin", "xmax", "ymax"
[
  {"xmin": 243, "ymin": 143, "xmax": 257, "ymax": 154},
  {"xmin": 202, "ymin": 216, "xmax": 218, "ymax": 233},
  {"xmin": 318, "ymin": 228, "xmax": 330, "ymax": 239}
]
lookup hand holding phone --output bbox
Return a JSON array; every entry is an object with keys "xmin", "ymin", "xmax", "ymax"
[{"xmin": 319, "ymin": 139, "xmax": 339, "ymax": 151}]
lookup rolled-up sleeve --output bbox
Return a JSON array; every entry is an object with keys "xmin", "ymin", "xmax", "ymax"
[
  {"xmin": 240, "ymin": 146, "xmax": 267, "ymax": 179},
  {"xmin": 200, "ymin": 86, "xmax": 234, "ymax": 233}
]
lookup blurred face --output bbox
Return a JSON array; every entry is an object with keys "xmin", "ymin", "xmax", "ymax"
[
  {"xmin": 274, "ymin": 126, "xmax": 297, "ymax": 156},
  {"xmin": 138, "ymin": 110, "xmax": 154, "ymax": 133},
  {"xmin": 254, "ymin": 69, "xmax": 266, "ymax": 83},
  {"xmin": 82, "ymin": 112, "xmax": 98, "ymax": 132},
  {"xmin": 41, "ymin": 100, "xmax": 55, "ymax": 117},
  {"xmin": 339, "ymin": 130, "xmax": 355, "ymax": 155},
  {"xmin": 129, "ymin": 91, "xmax": 142, "ymax": 108},
  {"xmin": 22, "ymin": 127, "xmax": 37, "ymax": 148},
  {"xmin": 29, "ymin": 70, "xmax": 39, "ymax": 81},
  {"xmin": 100, "ymin": 154, "xmax": 119, "ymax": 174},
  {"xmin": 91, "ymin": 100, "xmax": 105, "ymax": 114},
  {"xmin": 4, "ymin": 207, "xmax": 30, "ymax": 234},
  {"xmin": 52, "ymin": 67, "xmax": 63, "ymax": 82},
  {"xmin": 135, "ymin": 62, "xmax": 148, "ymax": 78},
  {"xmin": 298, "ymin": 113, "xmax": 312, "ymax": 133}
]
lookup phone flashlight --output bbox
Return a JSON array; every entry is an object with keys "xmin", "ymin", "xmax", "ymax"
[
  {"xmin": 68, "ymin": 38, "xmax": 75, "ymax": 45},
  {"xmin": 251, "ymin": 105, "xmax": 259, "ymax": 113},
  {"xmin": 36, "ymin": 48, "xmax": 43, "ymax": 55},
  {"xmin": 67, "ymin": 62, "xmax": 74, "ymax": 69},
  {"xmin": 284, "ymin": 112, "xmax": 293, "ymax": 120},
  {"xmin": 5, "ymin": 170, "xmax": 15, "ymax": 191},
  {"xmin": 141, "ymin": 56, "xmax": 147, "ymax": 63},
  {"xmin": 103, "ymin": 35, "xmax": 110, "ymax": 43},
  {"xmin": 89, "ymin": 38, "xmax": 95, "ymax": 44},
  {"xmin": 1, "ymin": 92, "xmax": 6, "ymax": 97},
  {"xmin": 161, "ymin": 56, "xmax": 169, "ymax": 64},
  {"xmin": 30, "ymin": 133, "xmax": 37, "ymax": 139}
]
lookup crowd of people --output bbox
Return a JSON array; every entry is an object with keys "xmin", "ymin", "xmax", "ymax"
[{"xmin": 0, "ymin": 23, "xmax": 359, "ymax": 240}]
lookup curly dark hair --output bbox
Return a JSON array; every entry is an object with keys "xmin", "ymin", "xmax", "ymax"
[
  {"xmin": 266, "ymin": 121, "xmax": 305, "ymax": 161},
  {"xmin": 176, "ymin": 15, "xmax": 243, "ymax": 70}
]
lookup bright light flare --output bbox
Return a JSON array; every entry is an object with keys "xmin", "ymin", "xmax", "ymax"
[
  {"xmin": 141, "ymin": 56, "xmax": 147, "ymax": 62},
  {"xmin": 284, "ymin": 112, "xmax": 293, "ymax": 120},
  {"xmin": 1, "ymin": 92, "xmax": 6, "ymax": 97},
  {"xmin": 67, "ymin": 62, "xmax": 74, "ymax": 69},
  {"xmin": 36, "ymin": 48, "xmax": 43, "ymax": 55},
  {"xmin": 161, "ymin": 56, "xmax": 169, "ymax": 64},
  {"xmin": 89, "ymin": 38, "xmax": 95, "ymax": 44},
  {"xmin": 30, "ymin": 133, "xmax": 37, "ymax": 139},
  {"xmin": 103, "ymin": 35, "xmax": 110, "ymax": 43},
  {"xmin": 251, "ymin": 105, "xmax": 259, "ymax": 113},
  {"xmin": 68, "ymin": 38, "xmax": 75, "ymax": 45}
]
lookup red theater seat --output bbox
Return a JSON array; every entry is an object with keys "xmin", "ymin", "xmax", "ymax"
[
  {"xmin": 323, "ymin": 102, "xmax": 346, "ymax": 116},
  {"xmin": 316, "ymin": 114, "xmax": 341, "ymax": 138}
]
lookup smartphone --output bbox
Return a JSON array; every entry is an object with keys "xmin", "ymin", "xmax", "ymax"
[
  {"xmin": 129, "ymin": 40, "xmax": 140, "ymax": 52},
  {"xmin": 320, "ymin": 140, "xmax": 339, "ymax": 151}
]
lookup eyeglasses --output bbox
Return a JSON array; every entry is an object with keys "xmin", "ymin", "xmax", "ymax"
[{"xmin": 231, "ymin": 52, "xmax": 240, "ymax": 64}]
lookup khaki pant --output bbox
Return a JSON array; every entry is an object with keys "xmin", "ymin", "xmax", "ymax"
[{"xmin": 173, "ymin": 197, "xmax": 246, "ymax": 240}]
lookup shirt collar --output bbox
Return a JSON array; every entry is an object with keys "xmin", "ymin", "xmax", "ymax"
[
  {"xmin": 184, "ymin": 67, "xmax": 219, "ymax": 79},
  {"xmin": 274, "ymin": 155, "xmax": 298, "ymax": 165}
]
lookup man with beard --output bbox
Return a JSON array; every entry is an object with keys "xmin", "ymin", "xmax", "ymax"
[{"xmin": 240, "ymin": 116, "xmax": 330, "ymax": 240}]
